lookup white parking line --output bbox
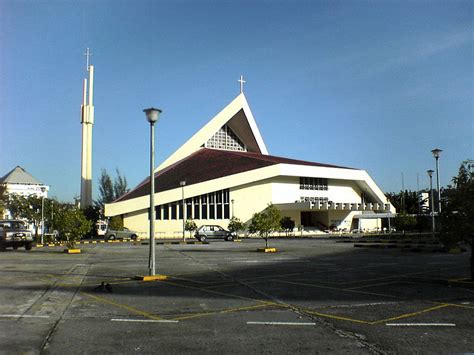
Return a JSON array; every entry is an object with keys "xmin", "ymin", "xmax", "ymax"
[
  {"xmin": 0, "ymin": 315, "xmax": 49, "ymax": 319},
  {"xmin": 386, "ymin": 323, "xmax": 456, "ymax": 327},
  {"xmin": 111, "ymin": 318, "xmax": 179, "ymax": 323},
  {"xmin": 247, "ymin": 321, "xmax": 316, "ymax": 326}
]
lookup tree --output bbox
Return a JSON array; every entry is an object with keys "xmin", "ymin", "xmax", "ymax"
[
  {"xmin": 185, "ymin": 220, "xmax": 197, "ymax": 238},
  {"xmin": 5, "ymin": 193, "xmax": 43, "ymax": 238},
  {"xmin": 393, "ymin": 212, "xmax": 417, "ymax": 233},
  {"xmin": 54, "ymin": 205, "xmax": 92, "ymax": 248},
  {"xmin": 228, "ymin": 217, "xmax": 245, "ymax": 235},
  {"xmin": 113, "ymin": 168, "xmax": 129, "ymax": 200},
  {"xmin": 96, "ymin": 169, "xmax": 129, "ymax": 212},
  {"xmin": 248, "ymin": 204, "xmax": 281, "ymax": 248},
  {"xmin": 97, "ymin": 169, "xmax": 114, "ymax": 207},
  {"xmin": 280, "ymin": 216, "xmax": 295, "ymax": 236},
  {"xmin": 108, "ymin": 216, "xmax": 123, "ymax": 230},
  {"xmin": 386, "ymin": 190, "xmax": 421, "ymax": 215},
  {"xmin": 0, "ymin": 185, "xmax": 7, "ymax": 217},
  {"xmin": 440, "ymin": 160, "xmax": 474, "ymax": 280}
]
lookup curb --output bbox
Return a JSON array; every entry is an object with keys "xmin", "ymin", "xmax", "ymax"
[
  {"xmin": 35, "ymin": 239, "xmax": 134, "ymax": 248},
  {"xmin": 141, "ymin": 241, "xmax": 208, "ymax": 245},
  {"xmin": 257, "ymin": 247, "xmax": 277, "ymax": 253},
  {"xmin": 134, "ymin": 274, "xmax": 168, "ymax": 281},
  {"xmin": 64, "ymin": 249, "xmax": 81, "ymax": 254}
]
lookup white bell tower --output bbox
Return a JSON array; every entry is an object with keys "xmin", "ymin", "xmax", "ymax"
[{"xmin": 80, "ymin": 48, "xmax": 94, "ymax": 208}]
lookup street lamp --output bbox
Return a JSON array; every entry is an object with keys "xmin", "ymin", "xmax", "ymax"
[
  {"xmin": 427, "ymin": 170, "xmax": 435, "ymax": 237},
  {"xmin": 431, "ymin": 148, "xmax": 442, "ymax": 214},
  {"xmin": 144, "ymin": 107, "xmax": 162, "ymax": 276},
  {"xmin": 40, "ymin": 186, "xmax": 46, "ymax": 245},
  {"xmin": 180, "ymin": 181, "xmax": 186, "ymax": 242}
]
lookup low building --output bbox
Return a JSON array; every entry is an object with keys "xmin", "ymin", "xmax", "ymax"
[
  {"xmin": 105, "ymin": 94, "xmax": 395, "ymax": 237},
  {"xmin": 0, "ymin": 166, "xmax": 49, "ymax": 220}
]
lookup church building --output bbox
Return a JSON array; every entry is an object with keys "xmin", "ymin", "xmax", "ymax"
[{"xmin": 105, "ymin": 93, "xmax": 395, "ymax": 237}]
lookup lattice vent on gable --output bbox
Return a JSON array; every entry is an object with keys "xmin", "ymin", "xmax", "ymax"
[{"xmin": 205, "ymin": 125, "xmax": 246, "ymax": 151}]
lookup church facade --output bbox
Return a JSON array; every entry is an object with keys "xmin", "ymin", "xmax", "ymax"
[{"xmin": 105, "ymin": 94, "xmax": 395, "ymax": 238}]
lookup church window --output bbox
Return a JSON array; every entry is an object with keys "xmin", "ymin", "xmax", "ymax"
[
  {"xmin": 163, "ymin": 204, "xmax": 170, "ymax": 220},
  {"xmin": 171, "ymin": 203, "xmax": 177, "ymax": 220},
  {"xmin": 186, "ymin": 198, "xmax": 192, "ymax": 219},
  {"xmin": 216, "ymin": 190, "xmax": 223, "ymax": 219},
  {"xmin": 194, "ymin": 196, "xmax": 200, "ymax": 219},
  {"xmin": 178, "ymin": 203, "xmax": 183, "ymax": 219},
  {"xmin": 209, "ymin": 192, "xmax": 215, "ymax": 219},
  {"xmin": 223, "ymin": 189, "xmax": 230, "ymax": 218},
  {"xmin": 201, "ymin": 194, "xmax": 208, "ymax": 219},
  {"xmin": 205, "ymin": 125, "xmax": 246, "ymax": 151},
  {"xmin": 299, "ymin": 177, "xmax": 328, "ymax": 191}
]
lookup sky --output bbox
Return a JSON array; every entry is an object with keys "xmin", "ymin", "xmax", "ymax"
[{"xmin": 1, "ymin": 0, "xmax": 472, "ymax": 202}]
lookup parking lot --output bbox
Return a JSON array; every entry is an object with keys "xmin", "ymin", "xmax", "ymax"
[{"xmin": 1, "ymin": 238, "xmax": 473, "ymax": 354}]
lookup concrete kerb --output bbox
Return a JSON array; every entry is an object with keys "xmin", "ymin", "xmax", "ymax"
[
  {"xmin": 141, "ymin": 240, "xmax": 209, "ymax": 245},
  {"xmin": 34, "ymin": 239, "xmax": 134, "ymax": 248}
]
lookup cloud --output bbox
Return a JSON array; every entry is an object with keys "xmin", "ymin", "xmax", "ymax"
[{"xmin": 374, "ymin": 28, "xmax": 473, "ymax": 73}]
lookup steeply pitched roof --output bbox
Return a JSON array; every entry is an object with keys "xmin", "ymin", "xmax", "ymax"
[
  {"xmin": 0, "ymin": 166, "xmax": 43, "ymax": 185},
  {"xmin": 156, "ymin": 93, "xmax": 268, "ymax": 171},
  {"xmin": 115, "ymin": 148, "xmax": 355, "ymax": 203}
]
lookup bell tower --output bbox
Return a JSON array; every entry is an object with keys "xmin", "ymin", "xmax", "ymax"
[{"xmin": 80, "ymin": 48, "xmax": 94, "ymax": 208}]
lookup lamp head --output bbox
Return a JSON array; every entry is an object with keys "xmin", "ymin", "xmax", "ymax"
[
  {"xmin": 143, "ymin": 107, "xmax": 162, "ymax": 124},
  {"xmin": 427, "ymin": 169, "xmax": 434, "ymax": 178},
  {"xmin": 180, "ymin": 181, "xmax": 186, "ymax": 187},
  {"xmin": 431, "ymin": 148, "xmax": 442, "ymax": 159}
]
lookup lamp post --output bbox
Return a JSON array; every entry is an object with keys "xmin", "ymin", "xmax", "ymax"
[
  {"xmin": 180, "ymin": 181, "xmax": 186, "ymax": 242},
  {"xmin": 427, "ymin": 170, "xmax": 435, "ymax": 237},
  {"xmin": 144, "ymin": 107, "xmax": 162, "ymax": 276},
  {"xmin": 40, "ymin": 186, "xmax": 46, "ymax": 245},
  {"xmin": 431, "ymin": 148, "xmax": 442, "ymax": 214}
]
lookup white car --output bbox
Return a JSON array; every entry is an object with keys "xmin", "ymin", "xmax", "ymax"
[{"xmin": 0, "ymin": 220, "xmax": 34, "ymax": 251}]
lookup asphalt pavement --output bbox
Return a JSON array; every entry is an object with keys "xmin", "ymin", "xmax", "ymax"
[{"xmin": 0, "ymin": 238, "xmax": 473, "ymax": 354}]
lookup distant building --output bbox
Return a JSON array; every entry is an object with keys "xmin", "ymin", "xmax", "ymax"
[
  {"xmin": 105, "ymin": 94, "xmax": 395, "ymax": 237},
  {"xmin": 0, "ymin": 166, "xmax": 49, "ymax": 219}
]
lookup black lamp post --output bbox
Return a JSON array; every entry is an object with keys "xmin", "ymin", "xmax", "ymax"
[{"xmin": 431, "ymin": 148, "xmax": 442, "ymax": 214}]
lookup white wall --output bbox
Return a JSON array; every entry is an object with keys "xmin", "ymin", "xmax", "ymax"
[{"xmin": 271, "ymin": 176, "xmax": 362, "ymax": 204}]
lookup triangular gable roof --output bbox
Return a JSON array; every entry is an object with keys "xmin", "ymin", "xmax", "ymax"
[
  {"xmin": 0, "ymin": 166, "xmax": 43, "ymax": 185},
  {"xmin": 156, "ymin": 93, "xmax": 268, "ymax": 171},
  {"xmin": 116, "ymin": 148, "xmax": 354, "ymax": 203}
]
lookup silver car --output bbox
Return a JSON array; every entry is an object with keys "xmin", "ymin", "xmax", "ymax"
[{"xmin": 194, "ymin": 225, "xmax": 235, "ymax": 242}]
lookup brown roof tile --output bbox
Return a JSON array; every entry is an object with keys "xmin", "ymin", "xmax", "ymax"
[{"xmin": 114, "ymin": 149, "xmax": 355, "ymax": 203}]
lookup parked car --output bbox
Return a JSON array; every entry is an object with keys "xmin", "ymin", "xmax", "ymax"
[
  {"xmin": 0, "ymin": 220, "xmax": 34, "ymax": 251},
  {"xmin": 194, "ymin": 225, "xmax": 236, "ymax": 242},
  {"xmin": 104, "ymin": 227, "xmax": 139, "ymax": 241}
]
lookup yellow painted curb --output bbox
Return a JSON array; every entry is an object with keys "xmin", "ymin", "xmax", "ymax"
[
  {"xmin": 134, "ymin": 275, "xmax": 168, "ymax": 281},
  {"xmin": 233, "ymin": 239, "xmax": 242, "ymax": 242},
  {"xmin": 64, "ymin": 249, "xmax": 81, "ymax": 254},
  {"xmin": 257, "ymin": 247, "xmax": 277, "ymax": 253},
  {"xmin": 99, "ymin": 241, "xmax": 105, "ymax": 243},
  {"xmin": 36, "ymin": 244, "xmax": 44, "ymax": 248},
  {"xmin": 91, "ymin": 241, "xmax": 97, "ymax": 244},
  {"xmin": 448, "ymin": 248, "xmax": 462, "ymax": 254},
  {"xmin": 48, "ymin": 243, "xmax": 56, "ymax": 246}
]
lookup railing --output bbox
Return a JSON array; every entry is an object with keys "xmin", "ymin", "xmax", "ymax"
[{"xmin": 310, "ymin": 201, "xmax": 391, "ymax": 212}]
